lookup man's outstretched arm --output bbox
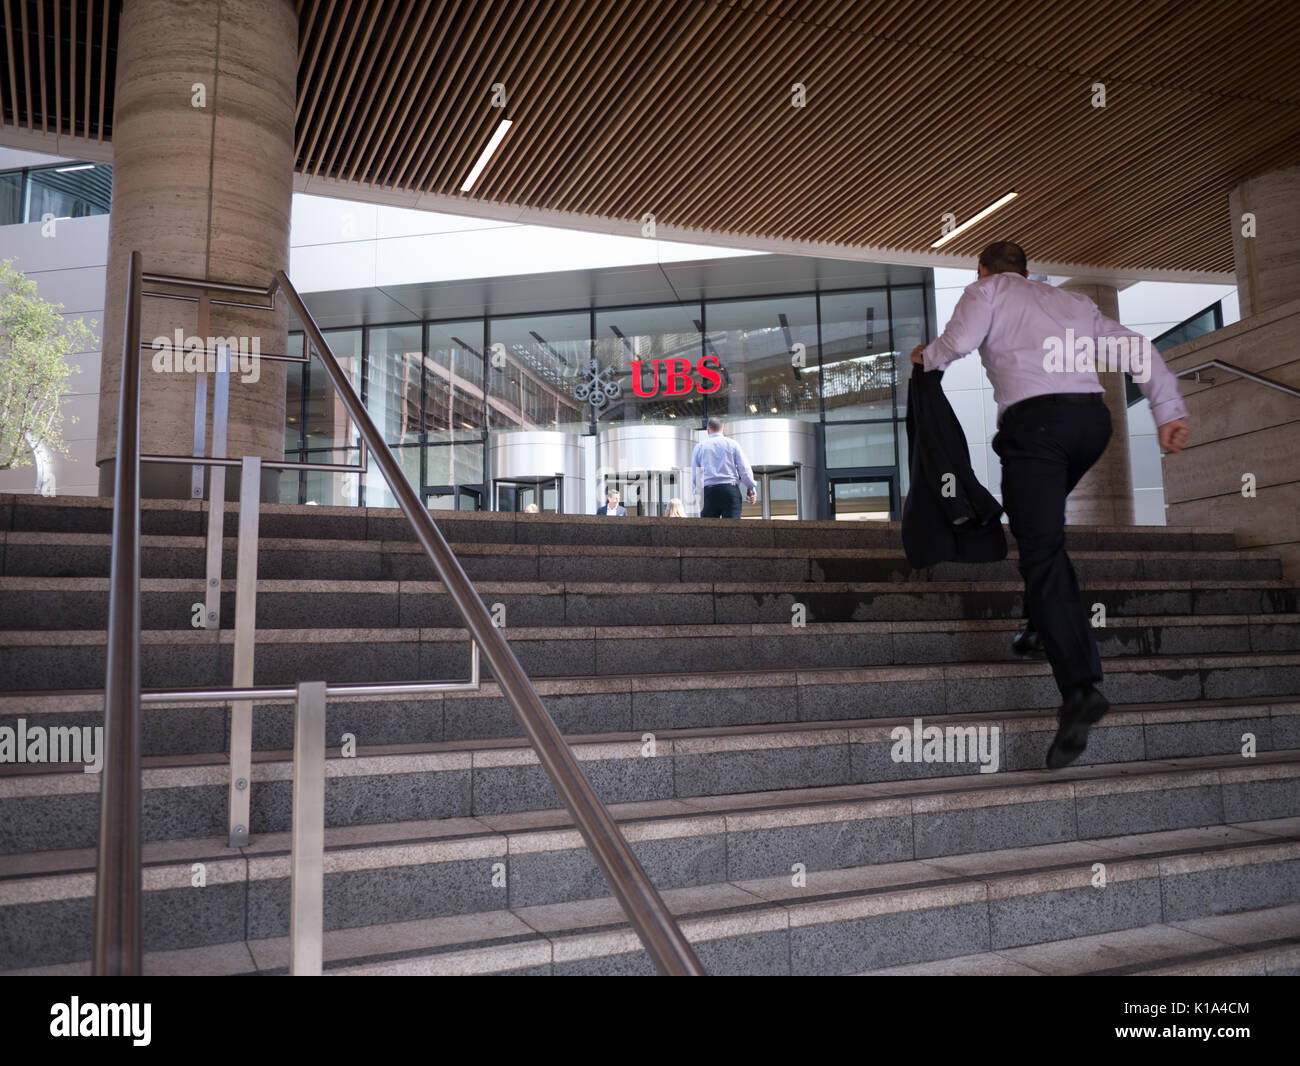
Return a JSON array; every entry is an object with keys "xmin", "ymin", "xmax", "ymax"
[
  {"xmin": 910, "ymin": 282, "xmax": 994, "ymax": 369},
  {"xmin": 1094, "ymin": 308, "xmax": 1191, "ymax": 453}
]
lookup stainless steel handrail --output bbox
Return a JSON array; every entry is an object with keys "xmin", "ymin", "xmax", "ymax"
[
  {"xmin": 142, "ymin": 453, "xmax": 364, "ymax": 472},
  {"xmin": 273, "ymin": 270, "xmax": 705, "ymax": 976},
  {"xmin": 138, "ymin": 666, "xmax": 481, "ymax": 703},
  {"xmin": 1176, "ymin": 359, "xmax": 1300, "ymax": 398},
  {"xmin": 141, "ymin": 270, "xmax": 278, "ymax": 312},
  {"xmin": 92, "ymin": 254, "xmax": 703, "ymax": 975},
  {"xmin": 141, "ymin": 271, "xmax": 276, "ymax": 296},
  {"xmin": 92, "ymin": 257, "xmax": 475, "ymax": 970},
  {"xmin": 93, "ymin": 251, "xmax": 144, "ymax": 976}
]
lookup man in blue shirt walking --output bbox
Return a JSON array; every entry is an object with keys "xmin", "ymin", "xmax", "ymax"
[{"xmin": 692, "ymin": 418, "xmax": 758, "ymax": 519}]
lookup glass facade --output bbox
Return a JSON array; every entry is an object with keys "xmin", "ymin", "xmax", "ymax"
[
  {"xmin": 0, "ymin": 162, "xmax": 113, "ymax": 226},
  {"xmin": 1125, "ymin": 300, "xmax": 1224, "ymax": 408},
  {"xmin": 1153, "ymin": 302, "xmax": 1222, "ymax": 352},
  {"xmin": 426, "ymin": 319, "xmax": 487, "ymax": 433},
  {"xmin": 593, "ymin": 304, "xmax": 705, "ymax": 426},
  {"xmin": 706, "ymin": 296, "xmax": 819, "ymax": 422},
  {"xmin": 281, "ymin": 280, "xmax": 932, "ymax": 517},
  {"xmin": 487, "ymin": 312, "xmax": 586, "ymax": 433},
  {"xmin": 820, "ymin": 290, "xmax": 894, "ymax": 421}
]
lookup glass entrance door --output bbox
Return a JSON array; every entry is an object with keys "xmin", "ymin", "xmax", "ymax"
[
  {"xmin": 604, "ymin": 470, "xmax": 684, "ymax": 516},
  {"xmin": 742, "ymin": 466, "xmax": 801, "ymax": 519},
  {"xmin": 425, "ymin": 485, "xmax": 483, "ymax": 511},
  {"xmin": 829, "ymin": 476, "xmax": 895, "ymax": 520},
  {"xmin": 495, "ymin": 476, "xmax": 562, "ymax": 513}
]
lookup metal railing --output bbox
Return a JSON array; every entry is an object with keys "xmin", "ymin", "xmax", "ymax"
[
  {"xmin": 92, "ymin": 252, "xmax": 705, "ymax": 976},
  {"xmin": 93, "ymin": 253, "xmax": 143, "ymax": 975},
  {"xmin": 1176, "ymin": 359, "xmax": 1300, "ymax": 398}
]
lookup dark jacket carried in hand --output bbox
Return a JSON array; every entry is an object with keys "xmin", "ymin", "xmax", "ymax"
[{"xmin": 902, "ymin": 363, "xmax": 1007, "ymax": 569}]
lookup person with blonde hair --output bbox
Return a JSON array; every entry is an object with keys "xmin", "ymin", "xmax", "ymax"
[{"xmin": 665, "ymin": 497, "xmax": 685, "ymax": 517}]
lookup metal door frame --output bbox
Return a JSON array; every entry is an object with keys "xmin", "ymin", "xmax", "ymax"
[
  {"xmin": 751, "ymin": 463, "xmax": 802, "ymax": 520},
  {"xmin": 493, "ymin": 474, "xmax": 564, "ymax": 513},
  {"xmin": 425, "ymin": 484, "xmax": 483, "ymax": 511},
  {"xmin": 827, "ymin": 468, "xmax": 898, "ymax": 521}
]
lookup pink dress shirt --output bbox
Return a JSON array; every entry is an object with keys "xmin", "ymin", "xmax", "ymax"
[{"xmin": 922, "ymin": 272, "xmax": 1190, "ymax": 428}]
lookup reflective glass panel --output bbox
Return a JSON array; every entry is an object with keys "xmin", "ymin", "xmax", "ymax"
[
  {"xmin": 820, "ymin": 290, "xmax": 894, "ymax": 421},
  {"xmin": 592, "ymin": 303, "xmax": 704, "ymax": 426},
  {"xmin": 704, "ymin": 296, "xmax": 819, "ymax": 421},
  {"xmin": 487, "ymin": 312, "xmax": 588, "ymax": 433}
]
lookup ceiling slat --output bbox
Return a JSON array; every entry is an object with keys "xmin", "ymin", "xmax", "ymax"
[
  {"xmin": 53, "ymin": 1, "xmax": 61, "ymax": 136},
  {"xmin": 97, "ymin": 0, "xmax": 109, "ymax": 140},
  {"xmin": 32, "ymin": 0, "xmax": 44, "ymax": 132},
  {"xmin": 83, "ymin": 0, "xmax": 93, "ymax": 137},
  {"xmin": 1, "ymin": 0, "xmax": 18, "ymax": 129}
]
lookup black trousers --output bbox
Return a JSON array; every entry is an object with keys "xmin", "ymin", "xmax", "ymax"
[
  {"xmin": 992, "ymin": 398, "xmax": 1112, "ymax": 695},
  {"xmin": 701, "ymin": 483, "xmax": 742, "ymax": 519}
]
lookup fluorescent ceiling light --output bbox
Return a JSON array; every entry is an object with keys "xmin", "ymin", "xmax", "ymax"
[
  {"xmin": 930, "ymin": 190, "xmax": 1018, "ymax": 248},
  {"xmin": 460, "ymin": 120, "xmax": 513, "ymax": 192},
  {"xmin": 54, "ymin": 164, "xmax": 95, "ymax": 172}
]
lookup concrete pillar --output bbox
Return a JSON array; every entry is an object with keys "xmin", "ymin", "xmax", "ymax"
[
  {"xmin": 96, "ymin": 0, "xmax": 297, "ymax": 499},
  {"xmin": 1059, "ymin": 281, "xmax": 1135, "ymax": 525},
  {"xmin": 1229, "ymin": 163, "xmax": 1300, "ymax": 319}
]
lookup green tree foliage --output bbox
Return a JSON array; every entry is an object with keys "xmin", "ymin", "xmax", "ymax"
[{"xmin": 0, "ymin": 258, "xmax": 96, "ymax": 470}]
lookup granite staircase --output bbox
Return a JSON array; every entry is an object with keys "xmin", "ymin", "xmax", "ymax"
[{"xmin": 1, "ymin": 493, "xmax": 1298, "ymax": 976}]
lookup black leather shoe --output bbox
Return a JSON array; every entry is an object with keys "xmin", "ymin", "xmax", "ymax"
[
  {"xmin": 1012, "ymin": 625, "xmax": 1046, "ymax": 657},
  {"xmin": 1046, "ymin": 684, "xmax": 1109, "ymax": 770}
]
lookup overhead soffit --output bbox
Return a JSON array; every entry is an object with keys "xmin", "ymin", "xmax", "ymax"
[
  {"xmin": 292, "ymin": 252, "xmax": 933, "ymax": 330},
  {"xmin": 292, "ymin": 0, "xmax": 1300, "ymax": 274},
  {"xmin": 3, "ymin": 2, "xmax": 1299, "ymax": 275},
  {"xmin": 0, "ymin": 1, "xmax": 118, "ymax": 145}
]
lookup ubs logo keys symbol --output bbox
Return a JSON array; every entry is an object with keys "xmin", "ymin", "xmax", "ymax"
[{"xmin": 572, "ymin": 358, "xmax": 623, "ymax": 411}]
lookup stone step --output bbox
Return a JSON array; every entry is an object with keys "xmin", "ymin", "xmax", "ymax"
[
  {"xmin": 3, "ymin": 683, "xmax": 1295, "ymax": 766},
  {"xmin": 4, "ymin": 575, "xmax": 1297, "ymax": 634},
  {"xmin": 1, "ymin": 688, "xmax": 1295, "ymax": 853},
  {"xmin": 0, "ymin": 494, "xmax": 1243, "ymax": 553},
  {"xmin": 6, "ymin": 604, "xmax": 1298, "ymax": 694},
  {"xmin": 7, "ymin": 819, "xmax": 1293, "ymax": 975},
  {"xmin": 859, "ymin": 902, "xmax": 1300, "ymax": 975},
  {"xmin": 4, "ymin": 603, "xmax": 1299, "ymax": 707},
  {"xmin": 1136, "ymin": 942, "xmax": 1300, "ymax": 975},
  {"xmin": 1, "ymin": 531, "xmax": 1281, "ymax": 584},
  {"xmin": 300, "ymin": 824, "xmax": 1300, "ymax": 976}
]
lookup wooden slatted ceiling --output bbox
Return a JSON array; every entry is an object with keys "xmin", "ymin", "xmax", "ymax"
[
  {"xmin": 3, "ymin": 1, "xmax": 1299, "ymax": 274},
  {"xmin": 0, "ymin": 0, "xmax": 118, "ymax": 141},
  {"xmin": 290, "ymin": 0, "xmax": 1300, "ymax": 273}
]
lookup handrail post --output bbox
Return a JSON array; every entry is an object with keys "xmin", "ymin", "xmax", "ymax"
[
  {"xmin": 190, "ymin": 369, "xmax": 207, "ymax": 500},
  {"xmin": 203, "ymin": 348, "xmax": 232, "ymax": 630},
  {"xmin": 290, "ymin": 681, "xmax": 327, "ymax": 976},
  {"xmin": 93, "ymin": 250, "xmax": 144, "ymax": 975},
  {"xmin": 190, "ymin": 293, "xmax": 210, "ymax": 501},
  {"xmin": 228, "ymin": 454, "xmax": 261, "ymax": 847},
  {"xmin": 274, "ymin": 270, "xmax": 705, "ymax": 975}
]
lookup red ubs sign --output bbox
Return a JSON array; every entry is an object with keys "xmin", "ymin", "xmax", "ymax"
[{"xmin": 629, "ymin": 355, "xmax": 723, "ymax": 397}]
